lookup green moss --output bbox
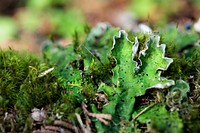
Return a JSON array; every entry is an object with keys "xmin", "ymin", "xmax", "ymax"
[
  {"xmin": 159, "ymin": 26, "xmax": 200, "ymax": 132},
  {"xmin": 0, "ymin": 50, "xmax": 39, "ymax": 107},
  {"xmin": 0, "ymin": 50, "xmax": 66, "ymax": 131},
  {"xmin": 163, "ymin": 50, "xmax": 200, "ymax": 81},
  {"xmin": 160, "ymin": 26, "xmax": 200, "ymax": 81}
]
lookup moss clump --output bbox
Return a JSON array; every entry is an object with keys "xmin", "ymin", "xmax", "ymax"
[
  {"xmin": 0, "ymin": 50, "xmax": 38, "ymax": 106},
  {"xmin": 160, "ymin": 25, "xmax": 200, "ymax": 132},
  {"xmin": 0, "ymin": 49, "xmax": 65, "ymax": 132}
]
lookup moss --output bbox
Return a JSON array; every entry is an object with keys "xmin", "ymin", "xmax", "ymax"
[
  {"xmin": 0, "ymin": 50, "xmax": 37, "ymax": 105},
  {"xmin": 162, "ymin": 36, "xmax": 200, "ymax": 81},
  {"xmin": 184, "ymin": 71, "xmax": 200, "ymax": 132},
  {"xmin": 159, "ymin": 27, "xmax": 200, "ymax": 132},
  {"xmin": 0, "ymin": 49, "xmax": 66, "ymax": 132}
]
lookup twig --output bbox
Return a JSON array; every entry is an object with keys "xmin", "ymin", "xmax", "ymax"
[
  {"xmin": 0, "ymin": 124, "xmax": 5, "ymax": 133},
  {"xmin": 44, "ymin": 126, "xmax": 60, "ymax": 132},
  {"xmin": 81, "ymin": 102, "xmax": 112, "ymax": 125},
  {"xmin": 38, "ymin": 67, "xmax": 54, "ymax": 77},
  {"xmin": 133, "ymin": 102, "xmax": 158, "ymax": 121},
  {"xmin": 53, "ymin": 120, "xmax": 73, "ymax": 130},
  {"xmin": 81, "ymin": 102, "xmax": 91, "ymax": 131},
  {"xmin": 75, "ymin": 113, "xmax": 90, "ymax": 133},
  {"xmin": 87, "ymin": 113, "xmax": 112, "ymax": 125},
  {"xmin": 53, "ymin": 120, "xmax": 81, "ymax": 133}
]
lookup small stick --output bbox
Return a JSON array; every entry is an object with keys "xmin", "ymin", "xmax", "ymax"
[
  {"xmin": 38, "ymin": 67, "xmax": 54, "ymax": 77},
  {"xmin": 44, "ymin": 126, "xmax": 60, "ymax": 132},
  {"xmin": 0, "ymin": 124, "xmax": 5, "ymax": 133},
  {"xmin": 133, "ymin": 102, "xmax": 158, "ymax": 121},
  {"xmin": 81, "ymin": 102, "xmax": 91, "ymax": 131},
  {"xmin": 53, "ymin": 120, "xmax": 74, "ymax": 130},
  {"xmin": 75, "ymin": 113, "xmax": 90, "ymax": 133}
]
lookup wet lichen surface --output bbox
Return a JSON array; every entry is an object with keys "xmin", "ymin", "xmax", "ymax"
[{"xmin": 0, "ymin": 24, "xmax": 200, "ymax": 132}]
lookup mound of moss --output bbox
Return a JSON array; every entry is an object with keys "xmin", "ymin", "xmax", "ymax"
[{"xmin": 0, "ymin": 50, "xmax": 67, "ymax": 132}]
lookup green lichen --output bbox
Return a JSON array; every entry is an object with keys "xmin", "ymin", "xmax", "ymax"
[
  {"xmin": 166, "ymin": 80, "xmax": 190, "ymax": 110},
  {"xmin": 132, "ymin": 103, "xmax": 183, "ymax": 133},
  {"xmin": 91, "ymin": 30, "xmax": 176, "ymax": 132},
  {"xmin": 112, "ymin": 31, "xmax": 174, "ymax": 118}
]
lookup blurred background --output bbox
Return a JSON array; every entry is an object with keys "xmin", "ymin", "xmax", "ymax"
[{"xmin": 0, "ymin": 0, "xmax": 200, "ymax": 53}]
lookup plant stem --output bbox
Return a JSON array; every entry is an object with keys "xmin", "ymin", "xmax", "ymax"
[{"xmin": 133, "ymin": 102, "xmax": 158, "ymax": 121}]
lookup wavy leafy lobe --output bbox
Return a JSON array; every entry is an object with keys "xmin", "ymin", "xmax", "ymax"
[{"xmin": 109, "ymin": 30, "xmax": 174, "ymax": 119}]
